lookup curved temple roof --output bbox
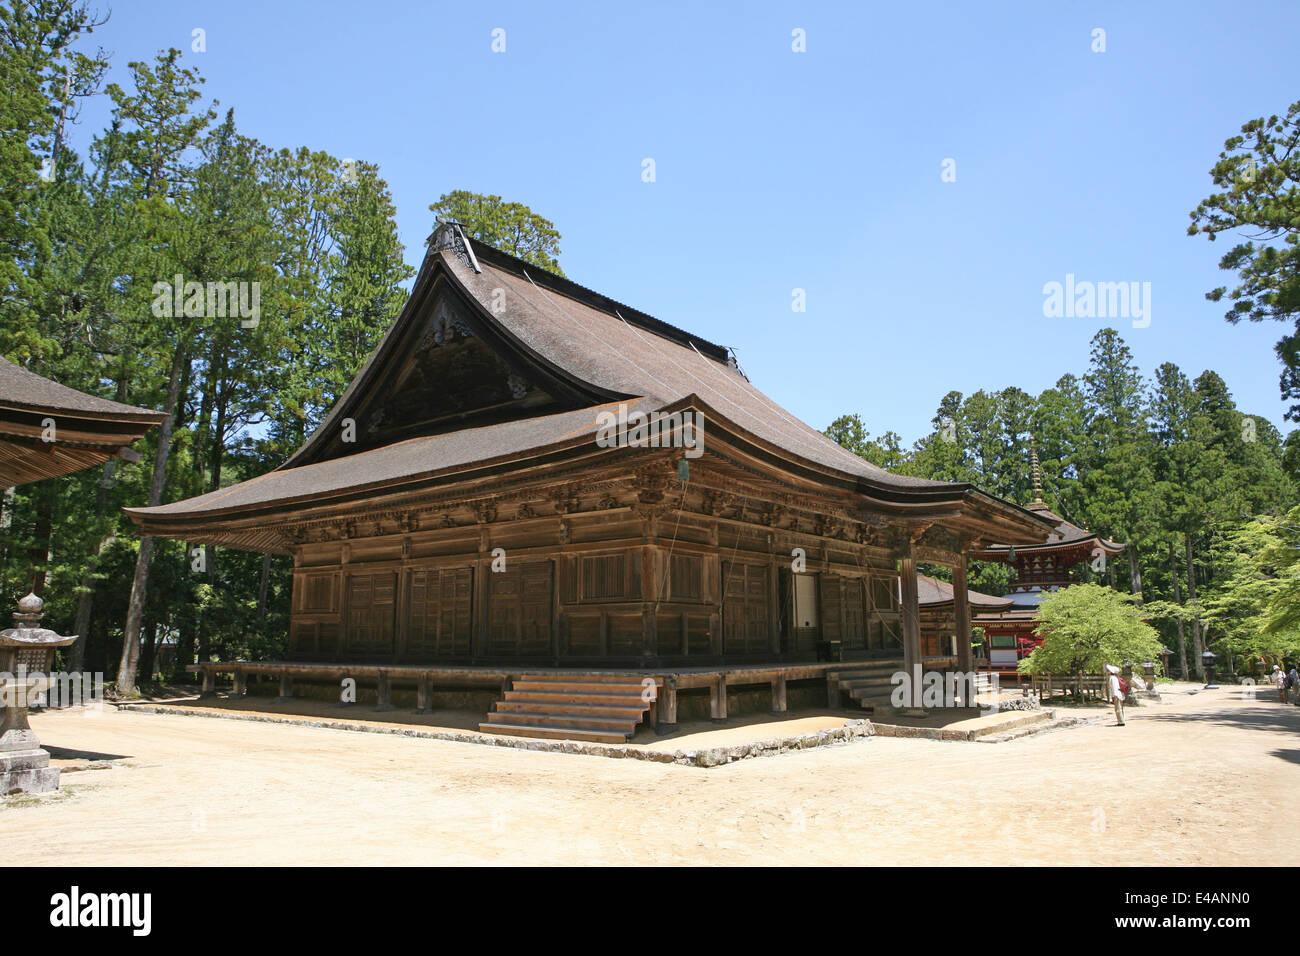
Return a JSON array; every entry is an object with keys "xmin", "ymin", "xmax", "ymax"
[
  {"xmin": 0, "ymin": 356, "xmax": 165, "ymax": 486},
  {"xmin": 916, "ymin": 573, "xmax": 1014, "ymax": 610},
  {"xmin": 127, "ymin": 224, "xmax": 1058, "ymax": 547}
]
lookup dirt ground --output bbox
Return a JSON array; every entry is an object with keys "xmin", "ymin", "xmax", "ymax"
[{"xmin": 4, "ymin": 681, "xmax": 1296, "ymax": 865}]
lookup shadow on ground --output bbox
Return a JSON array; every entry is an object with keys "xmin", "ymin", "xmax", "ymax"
[{"xmin": 44, "ymin": 745, "xmax": 131, "ymax": 761}]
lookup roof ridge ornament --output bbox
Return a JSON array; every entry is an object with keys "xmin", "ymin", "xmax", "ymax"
[{"xmin": 431, "ymin": 219, "xmax": 482, "ymax": 274}]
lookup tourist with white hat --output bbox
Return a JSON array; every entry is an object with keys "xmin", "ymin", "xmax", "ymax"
[{"xmin": 1105, "ymin": 664, "xmax": 1125, "ymax": 726}]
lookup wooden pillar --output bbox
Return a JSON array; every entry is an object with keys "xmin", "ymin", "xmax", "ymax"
[
  {"xmin": 415, "ymin": 676, "xmax": 431, "ymax": 713},
  {"xmin": 276, "ymin": 674, "xmax": 293, "ymax": 702},
  {"xmin": 230, "ymin": 670, "xmax": 247, "ymax": 698},
  {"xmin": 658, "ymin": 676, "xmax": 678, "ymax": 731},
  {"xmin": 474, "ymin": 555, "xmax": 489, "ymax": 661},
  {"xmin": 899, "ymin": 551, "xmax": 924, "ymax": 712},
  {"xmin": 769, "ymin": 543, "xmax": 780, "ymax": 656},
  {"xmin": 200, "ymin": 667, "xmax": 216, "ymax": 697},
  {"xmin": 710, "ymin": 674, "xmax": 727, "ymax": 722},
  {"xmin": 953, "ymin": 555, "xmax": 973, "ymax": 674},
  {"xmin": 771, "ymin": 675, "xmax": 787, "ymax": 714},
  {"xmin": 374, "ymin": 671, "xmax": 394, "ymax": 711}
]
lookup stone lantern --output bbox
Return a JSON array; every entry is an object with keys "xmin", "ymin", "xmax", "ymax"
[
  {"xmin": 1201, "ymin": 650, "xmax": 1218, "ymax": 690},
  {"xmin": 0, "ymin": 593, "xmax": 75, "ymax": 794}
]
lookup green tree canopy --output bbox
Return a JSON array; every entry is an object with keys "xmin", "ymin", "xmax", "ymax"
[{"xmin": 1017, "ymin": 584, "xmax": 1165, "ymax": 677}]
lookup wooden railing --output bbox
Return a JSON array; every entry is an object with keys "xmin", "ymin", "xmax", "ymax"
[{"xmin": 1029, "ymin": 673, "xmax": 1106, "ymax": 702}]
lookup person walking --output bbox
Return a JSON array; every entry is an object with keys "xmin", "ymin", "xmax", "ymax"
[
  {"xmin": 1288, "ymin": 664, "xmax": 1299, "ymax": 706},
  {"xmin": 1106, "ymin": 663, "xmax": 1125, "ymax": 726},
  {"xmin": 1272, "ymin": 664, "xmax": 1288, "ymax": 704}
]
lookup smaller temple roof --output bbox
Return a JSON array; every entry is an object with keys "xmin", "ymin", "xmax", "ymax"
[
  {"xmin": 0, "ymin": 356, "xmax": 165, "ymax": 486},
  {"xmin": 916, "ymin": 573, "xmax": 1013, "ymax": 610}
]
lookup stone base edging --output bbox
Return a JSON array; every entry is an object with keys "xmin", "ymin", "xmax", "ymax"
[
  {"xmin": 118, "ymin": 704, "xmax": 876, "ymax": 768},
  {"xmin": 873, "ymin": 708, "xmax": 1059, "ymax": 741}
]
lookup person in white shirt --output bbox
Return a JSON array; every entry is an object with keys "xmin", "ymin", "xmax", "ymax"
[
  {"xmin": 1273, "ymin": 664, "xmax": 1288, "ymax": 704},
  {"xmin": 1105, "ymin": 663, "xmax": 1125, "ymax": 726}
]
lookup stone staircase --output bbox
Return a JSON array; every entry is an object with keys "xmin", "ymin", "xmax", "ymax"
[
  {"xmin": 827, "ymin": 660, "xmax": 903, "ymax": 715},
  {"xmin": 479, "ymin": 673, "xmax": 661, "ymax": 743}
]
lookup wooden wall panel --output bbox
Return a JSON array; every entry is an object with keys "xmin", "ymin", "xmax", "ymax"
[
  {"xmin": 722, "ymin": 561, "xmax": 771, "ymax": 657},
  {"xmin": 487, "ymin": 561, "xmax": 553, "ymax": 657},
  {"xmin": 344, "ymin": 571, "xmax": 395, "ymax": 656},
  {"xmin": 406, "ymin": 567, "xmax": 473, "ymax": 658}
]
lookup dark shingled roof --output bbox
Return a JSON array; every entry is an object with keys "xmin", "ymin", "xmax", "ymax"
[
  {"xmin": 131, "ymin": 399, "xmax": 653, "ymax": 518},
  {"xmin": 441, "ymin": 246, "xmax": 954, "ymax": 491},
  {"xmin": 0, "ymin": 356, "xmax": 165, "ymax": 486},
  {"xmin": 0, "ymin": 356, "xmax": 164, "ymax": 421},
  {"xmin": 127, "ymin": 226, "xmax": 1060, "ymax": 541},
  {"xmin": 283, "ymin": 227, "xmax": 960, "ymax": 493},
  {"xmin": 917, "ymin": 573, "xmax": 1013, "ymax": 610}
]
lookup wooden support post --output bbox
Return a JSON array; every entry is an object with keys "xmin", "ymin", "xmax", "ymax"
[
  {"xmin": 953, "ymin": 555, "xmax": 974, "ymax": 675},
  {"xmin": 710, "ymin": 674, "xmax": 727, "ymax": 722},
  {"xmin": 415, "ymin": 676, "xmax": 431, "ymax": 713},
  {"xmin": 656, "ymin": 676, "xmax": 678, "ymax": 735},
  {"xmin": 899, "ymin": 550, "xmax": 926, "ymax": 715},
  {"xmin": 771, "ymin": 675, "xmax": 787, "ymax": 714},
  {"xmin": 200, "ymin": 668, "xmax": 216, "ymax": 698},
  {"xmin": 827, "ymin": 671, "xmax": 839, "ymax": 708},
  {"xmin": 230, "ymin": 670, "xmax": 247, "ymax": 699},
  {"xmin": 374, "ymin": 671, "xmax": 394, "ymax": 711},
  {"xmin": 275, "ymin": 675, "xmax": 293, "ymax": 702}
]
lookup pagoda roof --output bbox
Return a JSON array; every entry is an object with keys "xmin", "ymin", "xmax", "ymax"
[
  {"xmin": 972, "ymin": 500, "xmax": 1124, "ymax": 560},
  {"xmin": 126, "ymin": 224, "xmax": 1059, "ymax": 550},
  {"xmin": 0, "ymin": 356, "xmax": 165, "ymax": 485}
]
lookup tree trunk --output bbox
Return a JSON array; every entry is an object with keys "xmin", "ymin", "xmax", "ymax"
[
  {"xmin": 28, "ymin": 482, "xmax": 53, "ymax": 595},
  {"xmin": 117, "ymin": 343, "xmax": 185, "ymax": 694},
  {"xmin": 1169, "ymin": 540, "xmax": 1188, "ymax": 679},
  {"xmin": 71, "ymin": 531, "xmax": 116, "ymax": 673},
  {"xmin": 1128, "ymin": 547, "xmax": 1144, "ymax": 604},
  {"xmin": 1185, "ymin": 532, "xmax": 1204, "ymax": 679},
  {"xmin": 70, "ymin": 460, "xmax": 120, "ymax": 673}
]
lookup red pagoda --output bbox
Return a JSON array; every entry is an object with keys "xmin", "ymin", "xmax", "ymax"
[{"xmin": 971, "ymin": 446, "xmax": 1124, "ymax": 672}]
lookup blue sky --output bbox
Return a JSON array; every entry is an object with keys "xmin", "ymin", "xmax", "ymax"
[{"xmin": 72, "ymin": 0, "xmax": 1300, "ymax": 443}]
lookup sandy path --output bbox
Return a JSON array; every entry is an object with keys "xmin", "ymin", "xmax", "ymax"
[{"xmin": 4, "ymin": 684, "xmax": 1295, "ymax": 865}]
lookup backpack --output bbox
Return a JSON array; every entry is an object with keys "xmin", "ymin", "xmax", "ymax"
[{"xmin": 1117, "ymin": 676, "xmax": 1129, "ymax": 696}]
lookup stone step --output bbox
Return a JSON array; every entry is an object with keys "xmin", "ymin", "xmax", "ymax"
[
  {"xmin": 493, "ymin": 700, "xmax": 647, "ymax": 720},
  {"xmin": 476, "ymin": 721, "xmax": 628, "ymax": 744},
  {"xmin": 510, "ymin": 679, "xmax": 649, "ymax": 695},
  {"xmin": 505, "ymin": 690, "xmax": 652, "ymax": 706},
  {"xmin": 483, "ymin": 711, "xmax": 633, "ymax": 733}
]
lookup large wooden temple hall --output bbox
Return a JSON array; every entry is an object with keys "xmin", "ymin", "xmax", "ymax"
[{"xmin": 127, "ymin": 222, "xmax": 1058, "ymax": 740}]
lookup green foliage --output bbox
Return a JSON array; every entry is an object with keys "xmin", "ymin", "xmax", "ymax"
[
  {"xmin": 1189, "ymin": 99, "xmax": 1300, "ymax": 418},
  {"xmin": 828, "ymin": 327, "xmax": 1298, "ymax": 676},
  {"xmin": 1016, "ymin": 584, "xmax": 1164, "ymax": 677}
]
